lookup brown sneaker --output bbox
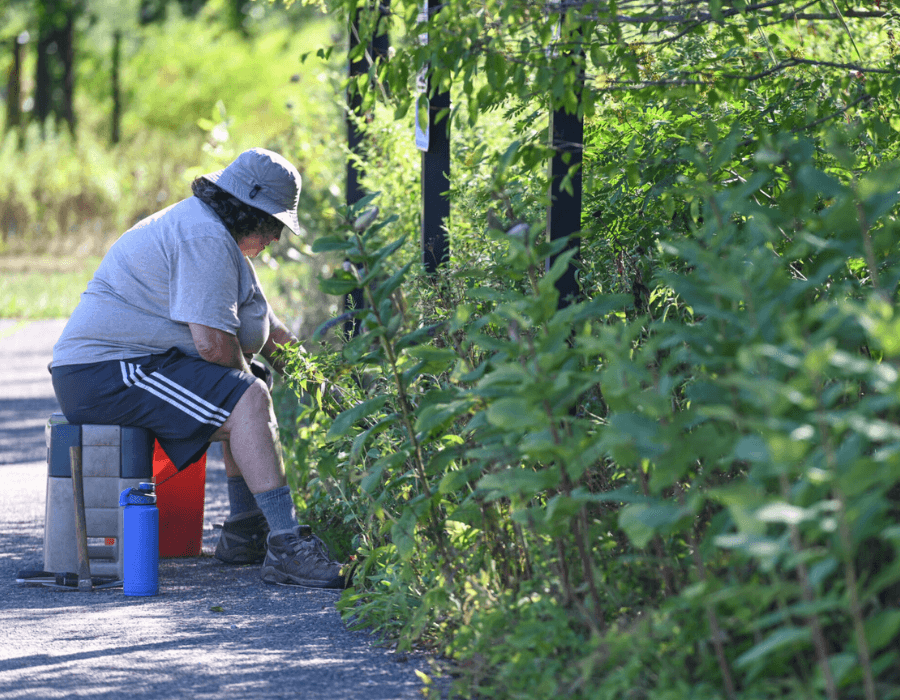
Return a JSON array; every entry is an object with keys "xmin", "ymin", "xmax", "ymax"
[
  {"xmin": 214, "ymin": 510, "xmax": 270, "ymax": 564},
  {"xmin": 260, "ymin": 526, "xmax": 347, "ymax": 589}
]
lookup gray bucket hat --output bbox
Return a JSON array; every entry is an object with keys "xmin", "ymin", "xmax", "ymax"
[{"xmin": 201, "ymin": 148, "xmax": 302, "ymax": 236}]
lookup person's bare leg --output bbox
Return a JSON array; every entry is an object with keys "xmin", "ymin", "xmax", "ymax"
[
  {"xmin": 210, "ymin": 379, "xmax": 285, "ymax": 494},
  {"xmin": 214, "ymin": 433, "xmax": 269, "ymax": 563},
  {"xmin": 212, "ymin": 379, "xmax": 345, "ymax": 587},
  {"xmin": 222, "ymin": 441, "xmax": 240, "ymax": 477}
]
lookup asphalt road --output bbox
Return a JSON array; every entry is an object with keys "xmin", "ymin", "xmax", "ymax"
[{"xmin": 0, "ymin": 319, "xmax": 441, "ymax": 700}]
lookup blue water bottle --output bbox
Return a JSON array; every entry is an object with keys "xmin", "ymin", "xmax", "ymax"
[{"xmin": 119, "ymin": 482, "xmax": 159, "ymax": 596}]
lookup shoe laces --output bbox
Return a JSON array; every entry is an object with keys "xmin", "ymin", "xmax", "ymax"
[{"xmin": 282, "ymin": 529, "xmax": 339, "ymax": 566}]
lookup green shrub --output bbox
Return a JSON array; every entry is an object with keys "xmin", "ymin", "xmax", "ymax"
[{"xmin": 275, "ymin": 130, "xmax": 900, "ymax": 698}]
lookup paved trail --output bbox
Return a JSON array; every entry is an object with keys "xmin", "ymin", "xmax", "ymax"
[{"xmin": 0, "ymin": 319, "xmax": 437, "ymax": 700}]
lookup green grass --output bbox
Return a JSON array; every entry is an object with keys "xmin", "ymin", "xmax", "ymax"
[{"xmin": 0, "ymin": 257, "xmax": 100, "ymax": 319}]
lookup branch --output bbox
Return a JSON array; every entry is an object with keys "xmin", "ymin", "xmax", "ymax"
[
  {"xmin": 719, "ymin": 57, "xmax": 896, "ymax": 80},
  {"xmin": 793, "ymin": 92, "xmax": 873, "ymax": 133}
]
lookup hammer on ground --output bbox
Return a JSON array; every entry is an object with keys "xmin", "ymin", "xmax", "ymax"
[{"xmin": 69, "ymin": 446, "xmax": 93, "ymax": 593}]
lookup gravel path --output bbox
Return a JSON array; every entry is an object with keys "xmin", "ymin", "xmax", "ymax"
[{"xmin": 0, "ymin": 319, "xmax": 440, "ymax": 699}]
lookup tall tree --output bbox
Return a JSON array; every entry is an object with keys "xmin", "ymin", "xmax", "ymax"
[
  {"xmin": 82, "ymin": 0, "xmax": 139, "ymax": 143},
  {"xmin": 1, "ymin": 0, "xmax": 32, "ymax": 135},
  {"xmin": 34, "ymin": 0, "xmax": 83, "ymax": 136},
  {"xmin": 4, "ymin": 33, "xmax": 26, "ymax": 133}
]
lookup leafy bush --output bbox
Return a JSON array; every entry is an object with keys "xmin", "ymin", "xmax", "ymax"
[
  {"xmin": 267, "ymin": 1, "xmax": 900, "ymax": 694},
  {"xmin": 275, "ymin": 132, "xmax": 900, "ymax": 698}
]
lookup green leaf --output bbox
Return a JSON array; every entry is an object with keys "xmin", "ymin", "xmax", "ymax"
[
  {"xmin": 391, "ymin": 508, "xmax": 417, "ymax": 561},
  {"xmin": 485, "ymin": 398, "xmax": 545, "ymax": 430},
  {"xmin": 371, "ymin": 448, "xmax": 409, "ymax": 476},
  {"xmin": 326, "ymin": 396, "xmax": 389, "ymax": 442},
  {"xmin": 371, "ymin": 236, "xmax": 408, "ymax": 265},
  {"xmin": 795, "ymin": 165, "xmax": 845, "ymax": 199},
  {"xmin": 342, "ymin": 331, "xmax": 376, "ymax": 363},
  {"xmin": 350, "ymin": 413, "xmax": 400, "ymax": 464},
  {"xmin": 569, "ymin": 294, "xmax": 632, "ymax": 322},
  {"xmin": 439, "ymin": 465, "xmax": 478, "ymax": 495},
  {"xmin": 730, "ymin": 434, "xmax": 770, "ymax": 462},
  {"xmin": 452, "ymin": 360, "xmax": 488, "ymax": 383},
  {"xmin": 735, "ymin": 627, "xmax": 810, "ymax": 668},
  {"xmin": 707, "ymin": 485, "xmax": 767, "ymax": 536},
  {"xmin": 319, "ymin": 275, "xmax": 359, "ymax": 296},
  {"xmin": 618, "ymin": 502, "xmax": 692, "ymax": 548},
  {"xmin": 618, "ymin": 504, "xmax": 655, "ymax": 549},
  {"xmin": 416, "ymin": 400, "xmax": 473, "ymax": 439},
  {"xmin": 404, "ymin": 345, "xmax": 457, "ymax": 373},
  {"xmin": 394, "ymin": 323, "xmax": 442, "ymax": 352},
  {"xmin": 360, "ymin": 463, "xmax": 385, "ymax": 494},
  {"xmin": 360, "ymin": 450, "xmax": 408, "ymax": 494},
  {"xmin": 425, "ymin": 447, "xmax": 458, "ymax": 475},
  {"xmin": 372, "ymin": 263, "xmax": 412, "ymax": 306},
  {"xmin": 477, "ymin": 467, "xmax": 559, "ymax": 498},
  {"xmin": 311, "ymin": 236, "xmax": 353, "ymax": 253},
  {"xmin": 864, "ymin": 610, "xmax": 900, "ymax": 653}
]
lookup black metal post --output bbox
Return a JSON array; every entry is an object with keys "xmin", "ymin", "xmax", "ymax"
[
  {"xmin": 345, "ymin": 9, "xmax": 369, "ymax": 338},
  {"xmin": 343, "ymin": 3, "xmax": 392, "ymax": 337},
  {"xmin": 546, "ymin": 108, "xmax": 583, "ymax": 307},
  {"xmin": 347, "ymin": 9, "xmax": 367, "ymax": 208},
  {"xmin": 372, "ymin": 1, "xmax": 391, "ymax": 73},
  {"xmin": 546, "ymin": 26, "xmax": 584, "ymax": 308},
  {"xmin": 420, "ymin": 0, "xmax": 450, "ymax": 273},
  {"xmin": 347, "ymin": 1, "xmax": 390, "ymax": 206}
]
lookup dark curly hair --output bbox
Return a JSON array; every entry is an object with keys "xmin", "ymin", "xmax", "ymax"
[{"xmin": 191, "ymin": 177, "xmax": 283, "ymax": 244}]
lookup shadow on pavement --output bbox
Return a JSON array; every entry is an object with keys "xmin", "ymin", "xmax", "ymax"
[{"xmin": 0, "ymin": 396, "xmax": 60, "ymax": 465}]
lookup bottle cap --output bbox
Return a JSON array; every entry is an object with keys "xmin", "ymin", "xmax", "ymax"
[{"xmin": 119, "ymin": 485, "xmax": 157, "ymax": 506}]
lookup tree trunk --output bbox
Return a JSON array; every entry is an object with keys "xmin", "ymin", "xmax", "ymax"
[
  {"xmin": 34, "ymin": 25, "xmax": 53, "ymax": 128},
  {"xmin": 60, "ymin": 13, "xmax": 76, "ymax": 136},
  {"xmin": 226, "ymin": 0, "xmax": 247, "ymax": 35},
  {"xmin": 5, "ymin": 36, "xmax": 23, "ymax": 133},
  {"xmin": 111, "ymin": 31, "xmax": 121, "ymax": 144},
  {"xmin": 34, "ymin": 0, "xmax": 80, "ymax": 137}
]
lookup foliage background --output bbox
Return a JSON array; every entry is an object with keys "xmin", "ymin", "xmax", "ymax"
[{"xmin": 275, "ymin": 0, "xmax": 900, "ymax": 698}]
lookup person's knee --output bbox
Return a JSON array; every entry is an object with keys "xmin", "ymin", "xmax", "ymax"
[
  {"xmin": 210, "ymin": 378, "xmax": 272, "ymax": 441},
  {"xmin": 236, "ymin": 377, "xmax": 271, "ymax": 414}
]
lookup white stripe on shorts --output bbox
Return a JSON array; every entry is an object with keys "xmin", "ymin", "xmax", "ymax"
[{"xmin": 120, "ymin": 361, "xmax": 230, "ymax": 427}]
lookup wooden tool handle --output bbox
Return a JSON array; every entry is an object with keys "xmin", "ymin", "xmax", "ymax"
[{"xmin": 70, "ymin": 446, "xmax": 93, "ymax": 593}]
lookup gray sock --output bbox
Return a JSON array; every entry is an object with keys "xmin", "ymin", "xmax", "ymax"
[
  {"xmin": 227, "ymin": 476, "xmax": 258, "ymax": 517},
  {"xmin": 253, "ymin": 485, "xmax": 298, "ymax": 533}
]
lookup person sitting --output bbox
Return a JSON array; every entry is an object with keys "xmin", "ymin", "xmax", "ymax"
[{"xmin": 50, "ymin": 148, "xmax": 346, "ymax": 589}]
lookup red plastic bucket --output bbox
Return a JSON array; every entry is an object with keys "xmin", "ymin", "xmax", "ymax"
[{"xmin": 152, "ymin": 442, "xmax": 207, "ymax": 557}]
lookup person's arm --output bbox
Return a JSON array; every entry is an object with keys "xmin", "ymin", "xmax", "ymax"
[
  {"xmin": 261, "ymin": 314, "xmax": 303, "ymax": 375},
  {"xmin": 189, "ymin": 323, "xmax": 252, "ymax": 374}
]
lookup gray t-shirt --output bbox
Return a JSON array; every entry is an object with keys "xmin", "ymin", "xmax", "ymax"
[{"xmin": 53, "ymin": 196, "xmax": 270, "ymax": 367}]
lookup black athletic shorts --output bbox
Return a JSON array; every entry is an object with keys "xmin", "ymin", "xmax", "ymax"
[{"xmin": 51, "ymin": 347, "xmax": 257, "ymax": 470}]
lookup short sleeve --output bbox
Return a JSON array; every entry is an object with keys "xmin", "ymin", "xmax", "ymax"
[{"xmin": 169, "ymin": 235, "xmax": 243, "ymax": 333}]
